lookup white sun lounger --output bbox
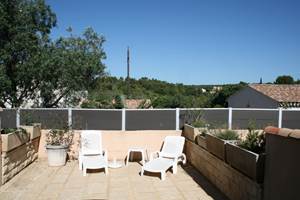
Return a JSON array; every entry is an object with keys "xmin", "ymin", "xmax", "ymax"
[
  {"xmin": 141, "ymin": 136, "xmax": 186, "ymax": 180},
  {"xmin": 78, "ymin": 130, "xmax": 108, "ymax": 176}
]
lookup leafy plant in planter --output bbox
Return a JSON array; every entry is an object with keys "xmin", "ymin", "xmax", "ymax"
[
  {"xmin": 46, "ymin": 127, "xmax": 74, "ymax": 166},
  {"xmin": 1, "ymin": 128, "xmax": 17, "ymax": 134},
  {"xmin": 214, "ymin": 129, "xmax": 239, "ymax": 141},
  {"xmin": 239, "ymin": 130, "xmax": 265, "ymax": 154},
  {"xmin": 226, "ymin": 129, "xmax": 266, "ymax": 182},
  {"xmin": 184, "ymin": 110, "xmax": 209, "ymax": 144},
  {"xmin": 206, "ymin": 129, "xmax": 240, "ymax": 160},
  {"xmin": 1, "ymin": 128, "xmax": 27, "ymax": 134},
  {"xmin": 191, "ymin": 119, "xmax": 210, "ymax": 149}
]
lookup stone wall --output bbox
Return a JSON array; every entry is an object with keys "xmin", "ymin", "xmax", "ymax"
[
  {"xmin": 1, "ymin": 137, "xmax": 40, "ymax": 184},
  {"xmin": 264, "ymin": 126, "xmax": 300, "ymax": 200},
  {"xmin": 185, "ymin": 139, "xmax": 263, "ymax": 200}
]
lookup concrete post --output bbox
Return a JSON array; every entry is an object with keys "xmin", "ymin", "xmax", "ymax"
[
  {"xmin": 16, "ymin": 108, "xmax": 20, "ymax": 128},
  {"xmin": 68, "ymin": 108, "xmax": 72, "ymax": 129},
  {"xmin": 176, "ymin": 108, "xmax": 180, "ymax": 131},
  {"xmin": 122, "ymin": 108, "xmax": 126, "ymax": 131},
  {"xmin": 228, "ymin": 107, "xmax": 232, "ymax": 130},
  {"xmin": 278, "ymin": 107, "xmax": 282, "ymax": 128}
]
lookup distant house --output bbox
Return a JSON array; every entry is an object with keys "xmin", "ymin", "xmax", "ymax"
[
  {"xmin": 124, "ymin": 99, "xmax": 152, "ymax": 109},
  {"xmin": 228, "ymin": 84, "xmax": 300, "ymax": 108}
]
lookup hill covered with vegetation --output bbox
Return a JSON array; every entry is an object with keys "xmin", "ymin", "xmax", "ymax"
[{"xmin": 82, "ymin": 76, "xmax": 247, "ymax": 108}]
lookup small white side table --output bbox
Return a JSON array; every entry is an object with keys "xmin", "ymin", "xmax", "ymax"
[
  {"xmin": 108, "ymin": 158, "xmax": 123, "ymax": 169},
  {"xmin": 126, "ymin": 148, "xmax": 146, "ymax": 166}
]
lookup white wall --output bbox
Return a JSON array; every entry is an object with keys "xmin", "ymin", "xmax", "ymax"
[{"xmin": 228, "ymin": 87, "xmax": 278, "ymax": 108}]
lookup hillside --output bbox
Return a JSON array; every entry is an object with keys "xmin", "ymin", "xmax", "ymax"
[{"xmin": 82, "ymin": 76, "xmax": 246, "ymax": 108}]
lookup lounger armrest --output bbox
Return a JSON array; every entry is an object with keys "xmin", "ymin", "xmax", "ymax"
[
  {"xmin": 150, "ymin": 151, "xmax": 160, "ymax": 161},
  {"xmin": 160, "ymin": 152, "xmax": 178, "ymax": 159}
]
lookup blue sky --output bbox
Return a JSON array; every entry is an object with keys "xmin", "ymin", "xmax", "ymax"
[{"xmin": 47, "ymin": 0, "xmax": 300, "ymax": 85}]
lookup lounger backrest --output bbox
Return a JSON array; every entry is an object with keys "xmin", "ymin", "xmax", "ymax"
[
  {"xmin": 161, "ymin": 136, "xmax": 185, "ymax": 157},
  {"xmin": 81, "ymin": 130, "xmax": 102, "ymax": 154}
]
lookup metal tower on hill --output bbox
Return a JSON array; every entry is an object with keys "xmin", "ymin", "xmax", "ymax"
[
  {"xmin": 126, "ymin": 47, "xmax": 130, "ymax": 97},
  {"xmin": 127, "ymin": 47, "xmax": 130, "ymax": 79}
]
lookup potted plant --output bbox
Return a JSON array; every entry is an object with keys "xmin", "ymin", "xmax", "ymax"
[
  {"xmin": 206, "ymin": 129, "xmax": 239, "ymax": 160},
  {"xmin": 46, "ymin": 127, "xmax": 73, "ymax": 166},
  {"xmin": 226, "ymin": 130, "xmax": 265, "ymax": 183}
]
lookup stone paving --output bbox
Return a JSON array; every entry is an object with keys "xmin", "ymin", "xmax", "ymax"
[{"xmin": 0, "ymin": 160, "xmax": 228, "ymax": 200}]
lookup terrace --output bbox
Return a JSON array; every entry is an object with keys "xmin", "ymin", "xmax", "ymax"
[
  {"xmin": 0, "ymin": 161, "xmax": 227, "ymax": 200},
  {"xmin": 0, "ymin": 108, "xmax": 300, "ymax": 200}
]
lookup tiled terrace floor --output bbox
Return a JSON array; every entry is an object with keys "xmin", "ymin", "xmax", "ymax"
[{"xmin": 0, "ymin": 160, "xmax": 228, "ymax": 200}]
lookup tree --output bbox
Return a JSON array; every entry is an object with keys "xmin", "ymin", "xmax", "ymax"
[
  {"xmin": 210, "ymin": 83, "xmax": 247, "ymax": 107},
  {"xmin": 274, "ymin": 75, "xmax": 294, "ymax": 84},
  {"xmin": 114, "ymin": 95, "xmax": 123, "ymax": 109},
  {"xmin": 38, "ymin": 27, "xmax": 106, "ymax": 107},
  {"xmin": 0, "ymin": 0, "xmax": 56, "ymax": 107}
]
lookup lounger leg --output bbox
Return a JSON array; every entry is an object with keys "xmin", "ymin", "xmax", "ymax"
[
  {"xmin": 105, "ymin": 167, "xmax": 108, "ymax": 175},
  {"xmin": 83, "ymin": 167, "xmax": 87, "ymax": 176},
  {"xmin": 141, "ymin": 168, "xmax": 144, "ymax": 176},
  {"xmin": 141, "ymin": 151, "xmax": 145, "ymax": 166},
  {"xmin": 182, "ymin": 154, "xmax": 187, "ymax": 165},
  {"xmin": 78, "ymin": 155, "xmax": 82, "ymax": 170},
  {"xmin": 126, "ymin": 150, "xmax": 130, "ymax": 166},
  {"xmin": 161, "ymin": 171, "xmax": 166, "ymax": 181},
  {"xmin": 173, "ymin": 164, "xmax": 177, "ymax": 174}
]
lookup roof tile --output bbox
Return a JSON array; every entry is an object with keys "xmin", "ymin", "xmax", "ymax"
[{"xmin": 249, "ymin": 84, "xmax": 300, "ymax": 103}]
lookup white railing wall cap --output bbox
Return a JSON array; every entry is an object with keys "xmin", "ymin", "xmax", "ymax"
[
  {"xmin": 283, "ymin": 108, "xmax": 300, "ymax": 111},
  {"xmin": 19, "ymin": 107, "xmax": 69, "ymax": 110},
  {"xmin": 179, "ymin": 108, "xmax": 229, "ymax": 110},
  {"xmin": 231, "ymin": 108, "xmax": 279, "ymax": 111},
  {"xmin": 71, "ymin": 108, "xmax": 122, "ymax": 111},
  {"xmin": 125, "ymin": 108, "xmax": 176, "ymax": 111}
]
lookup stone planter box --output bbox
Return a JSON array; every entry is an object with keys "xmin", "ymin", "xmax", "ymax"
[
  {"xmin": 206, "ymin": 133, "xmax": 237, "ymax": 161},
  {"xmin": 20, "ymin": 123, "xmax": 41, "ymax": 140},
  {"xmin": 226, "ymin": 143, "xmax": 265, "ymax": 183},
  {"xmin": 183, "ymin": 124, "xmax": 208, "ymax": 143},
  {"xmin": 1, "ymin": 130, "xmax": 30, "ymax": 152},
  {"xmin": 183, "ymin": 124, "xmax": 200, "ymax": 142},
  {"xmin": 195, "ymin": 135, "xmax": 207, "ymax": 149},
  {"xmin": 1, "ymin": 126, "xmax": 40, "ymax": 185}
]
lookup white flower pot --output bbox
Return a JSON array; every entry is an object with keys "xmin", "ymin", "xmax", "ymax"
[{"xmin": 46, "ymin": 145, "xmax": 68, "ymax": 166}]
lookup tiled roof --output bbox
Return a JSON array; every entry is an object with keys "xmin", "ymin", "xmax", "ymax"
[{"xmin": 249, "ymin": 84, "xmax": 300, "ymax": 103}]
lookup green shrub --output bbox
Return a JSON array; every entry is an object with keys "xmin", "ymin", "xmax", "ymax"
[
  {"xmin": 1, "ymin": 128, "xmax": 26, "ymax": 134},
  {"xmin": 199, "ymin": 128, "xmax": 208, "ymax": 136},
  {"xmin": 191, "ymin": 120, "xmax": 207, "ymax": 128},
  {"xmin": 239, "ymin": 130, "xmax": 265, "ymax": 154},
  {"xmin": 214, "ymin": 130, "xmax": 239, "ymax": 140}
]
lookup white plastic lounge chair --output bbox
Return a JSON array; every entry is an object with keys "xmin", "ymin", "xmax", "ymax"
[
  {"xmin": 141, "ymin": 136, "xmax": 186, "ymax": 180},
  {"xmin": 78, "ymin": 130, "xmax": 108, "ymax": 176}
]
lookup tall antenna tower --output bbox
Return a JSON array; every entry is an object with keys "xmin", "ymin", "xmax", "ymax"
[
  {"xmin": 126, "ymin": 47, "xmax": 130, "ymax": 97},
  {"xmin": 127, "ymin": 46, "xmax": 130, "ymax": 79}
]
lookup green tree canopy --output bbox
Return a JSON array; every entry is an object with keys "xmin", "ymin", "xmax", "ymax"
[
  {"xmin": 210, "ymin": 82, "xmax": 247, "ymax": 107},
  {"xmin": 39, "ymin": 27, "xmax": 106, "ymax": 107},
  {"xmin": 0, "ymin": 0, "xmax": 56, "ymax": 107},
  {"xmin": 274, "ymin": 75, "xmax": 294, "ymax": 84},
  {"xmin": 0, "ymin": 0, "xmax": 106, "ymax": 108}
]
